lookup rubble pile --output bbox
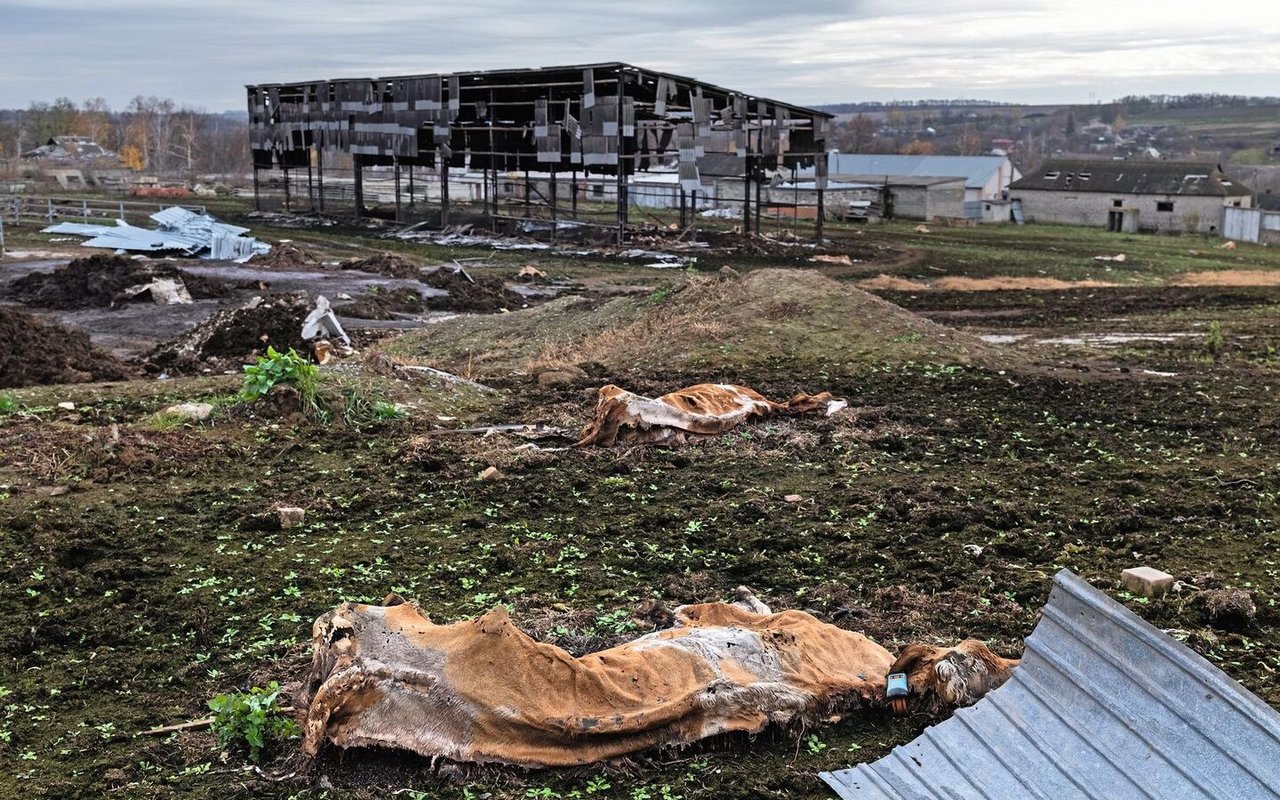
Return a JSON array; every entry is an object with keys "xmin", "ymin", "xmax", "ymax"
[
  {"xmin": 0, "ymin": 308, "xmax": 132, "ymax": 388},
  {"xmin": 7, "ymin": 254, "xmax": 230, "ymax": 310}
]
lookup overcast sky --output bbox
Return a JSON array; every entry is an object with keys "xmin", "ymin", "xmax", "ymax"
[{"xmin": 3, "ymin": 0, "xmax": 1278, "ymax": 111}]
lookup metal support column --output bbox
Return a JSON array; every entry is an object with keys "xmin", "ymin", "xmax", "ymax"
[
  {"xmin": 394, "ymin": 159, "xmax": 402, "ymax": 222},
  {"xmin": 615, "ymin": 72, "xmax": 626, "ymax": 245},
  {"xmin": 815, "ymin": 188, "xmax": 824, "ymax": 242},
  {"xmin": 306, "ymin": 152, "xmax": 315, "ymax": 211},
  {"xmin": 742, "ymin": 157, "xmax": 751, "ymax": 237},
  {"xmin": 690, "ymin": 189, "xmax": 698, "ymax": 241},
  {"xmin": 283, "ymin": 166, "xmax": 290, "ymax": 212},
  {"xmin": 549, "ymin": 164, "xmax": 557, "ymax": 242},
  {"xmin": 754, "ymin": 176, "xmax": 762, "ymax": 235},
  {"xmin": 252, "ymin": 167, "xmax": 261, "ymax": 211},
  {"xmin": 353, "ymin": 154, "xmax": 364, "ymax": 220},
  {"xmin": 316, "ymin": 148, "xmax": 325, "ymax": 214},
  {"xmin": 440, "ymin": 158, "xmax": 450, "ymax": 227}
]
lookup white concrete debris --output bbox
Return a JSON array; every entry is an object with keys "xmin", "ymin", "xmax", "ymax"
[
  {"xmin": 43, "ymin": 206, "xmax": 271, "ymax": 262},
  {"xmin": 120, "ymin": 277, "xmax": 193, "ymax": 305},
  {"xmin": 301, "ymin": 295, "xmax": 351, "ymax": 346}
]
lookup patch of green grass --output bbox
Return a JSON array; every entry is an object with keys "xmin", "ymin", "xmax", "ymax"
[{"xmin": 1230, "ymin": 148, "xmax": 1274, "ymax": 165}]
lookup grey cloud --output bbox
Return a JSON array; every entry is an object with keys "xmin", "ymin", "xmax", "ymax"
[{"xmin": 0, "ymin": 1, "xmax": 1275, "ymax": 110}]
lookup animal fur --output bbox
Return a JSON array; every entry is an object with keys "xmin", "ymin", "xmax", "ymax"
[
  {"xmin": 888, "ymin": 639, "xmax": 1020, "ymax": 710},
  {"xmin": 577, "ymin": 383, "xmax": 846, "ymax": 446}
]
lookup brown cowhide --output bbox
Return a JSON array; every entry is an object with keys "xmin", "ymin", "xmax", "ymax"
[{"xmin": 577, "ymin": 383, "xmax": 847, "ymax": 446}]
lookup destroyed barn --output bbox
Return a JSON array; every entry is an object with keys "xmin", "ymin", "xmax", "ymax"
[{"xmin": 245, "ymin": 63, "xmax": 833, "ymax": 239}]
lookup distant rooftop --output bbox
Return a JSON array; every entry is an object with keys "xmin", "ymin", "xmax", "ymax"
[
  {"xmin": 1010, "ymin": 159, "xmax": 1253, "ymax": 197},
  {"xmin": 803, "ymin": 153, "xmax": 1012, "ymax": 190}
]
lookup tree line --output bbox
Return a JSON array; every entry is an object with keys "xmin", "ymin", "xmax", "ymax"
[{"xmin": 0, "ymin": 97, "xmax": 249, "ymax": 178}]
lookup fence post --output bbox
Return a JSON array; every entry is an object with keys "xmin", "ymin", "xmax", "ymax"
[
  {"xmin": 47, "ymin": 199, "xmax": 53, "ymax": 224},
  {"xmin": 82, "ymin": 200, "xmax": 88, "ymax": 222},
  {"xmin": 119, "ymin": 202, "xmax": 125, "ymax": 221},
  {"xmin": 0, "ymin": 217, "xmax": 6, "ymax": 257}
]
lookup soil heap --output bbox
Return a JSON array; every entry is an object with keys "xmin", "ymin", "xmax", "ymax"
[
  {"xmin": 335, "ymin": 288, "xmax": 425, "ymax": 320},
  {"xmin": 0, "ymin": 308, "xmax": 132, "ymax": 387},
  {"xmin": 421, "ymin": 268, "xmax": 524, "ymax": 313},
  {"xmin": 6, "ymin": 254, "xmax": 231, "ymax": 309},
  {"xmin": 247, "ymin": 243, "xmax": 325, "ymax": 270},
  {"xmin": 146, "ymin": 292, "xmax": 314, "ymax": 373},
  {"xmin": 388, "ymin": 268, "xmax": 999, "ymax": 380},
  {"xmin": 340, "ymin": 253, "xmax": 423, "ymax": 279}
]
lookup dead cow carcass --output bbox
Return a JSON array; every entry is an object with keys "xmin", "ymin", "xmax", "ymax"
[
  {"xmin": 577, "ymin": 383, "xmax": 847, "ymax": 446},
  {"xmin": 300, "ymin": 595, "xmax": 895, "ymax": 767}
]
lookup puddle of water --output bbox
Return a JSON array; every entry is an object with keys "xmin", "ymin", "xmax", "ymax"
[
  {"xmin": 1038, "ymin": 333, "xmax": 1196, "ymax": 346},
  {"xmin": 979, "ymin": 334, "xmax": 1030, "ymax": 344}
]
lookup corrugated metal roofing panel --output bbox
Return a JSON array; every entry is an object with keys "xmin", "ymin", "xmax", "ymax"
[
  {"xmin": 821, "ymin": 569, "xmax": 1280, "ymax": 800},
  {"xmin": 44, "ymin": 206, "xmax": 267, "ymax": 259}
]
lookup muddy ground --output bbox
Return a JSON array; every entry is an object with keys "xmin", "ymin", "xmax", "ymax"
[
  {"xmin": 0, "ymin": 256, "xmax": 530, "ymax": 363},
  {"xmin": 0, "ymin": 225, "xmax": 1277, "ymax": 800}
]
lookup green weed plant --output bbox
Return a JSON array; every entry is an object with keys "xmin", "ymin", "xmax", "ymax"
[
  {"xmin": 240, "ymin": 347, "xmax": 321, "ymax": 412},
  {"xmin": 207, "ymin": 681, "xmax": 299, "ymax": 763}
]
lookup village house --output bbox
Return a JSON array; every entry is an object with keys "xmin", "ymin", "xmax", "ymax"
[{"xmin": 1008, "ymin": 159, "xmax": 1253, "ymax": 234}]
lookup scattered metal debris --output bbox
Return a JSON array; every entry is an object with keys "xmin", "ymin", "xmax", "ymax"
[
  {"xmin": 44, "ymin": 206, "xmax": 270, "ymax": 261},
  {"xmin": 821, "ymin": 569, "xmax": 1280, "ymax": 799}
]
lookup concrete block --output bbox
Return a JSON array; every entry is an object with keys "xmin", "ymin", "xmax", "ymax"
[
  {"xmin": 479, "ymin": 466, "xmax": 502, "ymax": 481},
  {"xmin": 277, "ymin": 506, "xmax": 306, "ymax": 529},
  {"xmin": 1121, "ymin": 566, "xmax": 1174, "ymax": 597}
]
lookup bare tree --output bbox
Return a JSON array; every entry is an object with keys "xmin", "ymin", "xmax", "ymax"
[
  {"xmin": 846, "ymin": 114, "xmax": 877, "ymax": 153},
  {"xmin": 77, "ymin": 97, "xmax": 113, "ymax": 147}
]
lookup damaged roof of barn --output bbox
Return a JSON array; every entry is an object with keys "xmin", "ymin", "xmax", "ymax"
[
  {"xmin": 1010, "ymin": 159, "xmax": 1253, "ymax": 196},
  {"xmin": 821, "ymin": 569, "xmax": 1280, "ymax": 799}
]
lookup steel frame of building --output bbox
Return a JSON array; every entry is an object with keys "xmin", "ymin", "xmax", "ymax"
[{"xmin": 246, "ymin": 62, "xmax": 833, "ymax": 241}]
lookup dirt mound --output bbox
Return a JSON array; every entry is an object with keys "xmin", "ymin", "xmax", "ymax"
[
  {"xmin": 390, "ymin": 268, "xmax": 998, "ymax": 380},
  {"xmin": 146, "ymin": 293, "xmax": 313, "ymax": 373},
  {"xmin": 7, "ymin": 254, "xmax": 232, "ymax": 309},
  {"xmin": 340, "ymin": 253, "xmax": 422, "ymax": 279},
  {"xmin": 0, "ymin": 308, "xmax": 132, "ymax": 387},
  {"xmin": 336, "ymin": 288, "xmax": 425, "ymax": 320},
  {"xmin": 248, "ymin": 243, "xmax": 325, "ymax": 270},
  {"xmin": 422, "ymin": 268, "xmax": 524, "ymax": 313}
]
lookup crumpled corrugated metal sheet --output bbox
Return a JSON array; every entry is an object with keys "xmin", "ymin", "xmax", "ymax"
[
  {"xmin": 821, "ymin": 569, "xmax": 1280, "ymax": 800},
  {"xmin": 42, "ymin": 207, "xmax": 269, "ymax": 261}
]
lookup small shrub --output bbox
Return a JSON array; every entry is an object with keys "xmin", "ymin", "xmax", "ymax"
[
  {"xmin": 207, "ymin": 681, "xmax": 299, "ymax": 763},
  {"xmin": 1206, "ymin": 321, "xmax": 1224, "ymax": 359},
  {"xmin": 0, "ymin": 393, "xmax": 17, "ymax": 415},
  {"xmin": 240, "ymin": 347, "xmax": 320, "ymax": 411}
]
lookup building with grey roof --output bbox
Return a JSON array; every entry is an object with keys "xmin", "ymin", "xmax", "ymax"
[
  {"xmin": 1008, "ymin": 159, "xmax": 1253, "ymax": 234},
  {"xmin": 797, "ymin": 153, "xmax": 1020, "ymax": 221}
]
